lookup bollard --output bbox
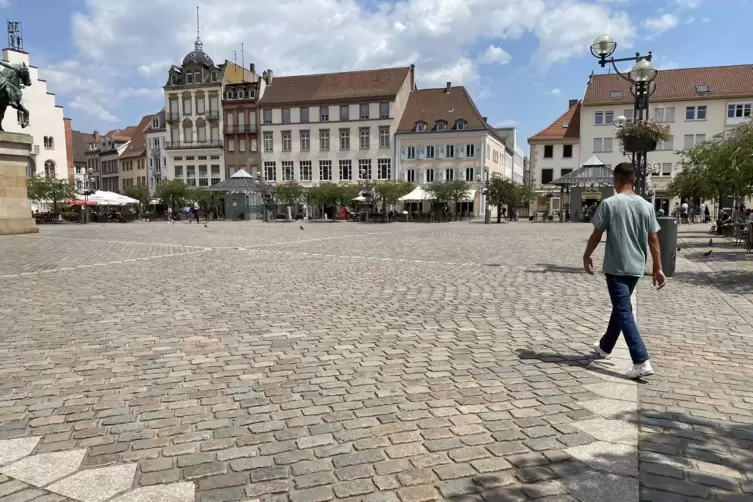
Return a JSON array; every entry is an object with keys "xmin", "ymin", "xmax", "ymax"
[{"xmin": 656, "ymin": 217, "xmax": 677, "ymax": 278}]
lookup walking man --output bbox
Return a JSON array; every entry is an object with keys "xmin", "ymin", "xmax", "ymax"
[{"xmin": 583, "ymin": 162, "xmax": 666, "ymax": 379}]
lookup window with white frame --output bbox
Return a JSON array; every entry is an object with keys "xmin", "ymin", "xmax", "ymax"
[
  {"xmin": 465, "ymin": 167, "xmax": 474, "ymax": 181},
  {"xmin": 300, "ymin": 107, "xmax": 310, "ymax": 123},
  {"xmin": 239, "ymin": 139, "xmax": 246, "ymax": 152},
  {"xmin": 407, "ymin": 146, "xmax": 416, "ymax": 159},
  {"xmin": 426, "ymin": 145, "xmax": 435, "ymax": 159},
  {"xmin": 594, "ymin": 111, "xmax": 614, "ymax": 125},
  {"xmin": 436, "ymin": 121, "xmax": 446, "ymax": 131},
  {"xmin": 300, "ymin": 161, "xmax": 312, "ymax": 181},
  {"xmin": 727, "ymin": 103, "xmax": 752, "ymax": 121},
  {"xmin": 406, "ymin": 169, "xmax": 415, "ymax": 182},
  {"xmin": 359, "ymin": 128, "xmax": 370, "ymax": 149},
  {"xmin": 684, "ymin": 134, "xmax": 705, "ymax": 149},
  {"xmin": 183, "ymin": 97, "xmax": 192, "ymax": 115},
  {"xmin": 360, "ymin": 103, "xmax": 369, "ymax": 120},
  {"xmin": 340, "ymin": 105, "xmax": 350, "ymax": 121},
  {"xmin": 654, "ymin": 106, "xmax": 675, "ymax": 122},
  {"xmin": 445, "ymin": 168, "xmax": 455, "ymax": 180},
  {"xmin": 282, "ymin": 161, "xmax": 295, "ymax": 181},
  {"xmin": 228, "ymin": 139, "xmax": 235, "ymax": 152},
  {"xmin": 685, "ymin": 105, "xmax": 707, "ymax": 120},
  {"xmin": 426, "ymin": 168, "xmax": 434, "ymax": 182},
  {"xmin": 379, "ymin": 127, "xmax": 390, "ymax": 148},
  {"xmin": 657, "ymin": 136, "xmax": 674, "ymax": 151},
  {"xmin": 416, "ymin": 122, "xmax": 426, "ymax": 132},
  {"xmin": 263, "ymin": 109, "xmax": 272, "ymax": 124},
  {"xmin": 359, "ymin": 159, "xmax": 371, "ymax": 180},
  {"xmin": 320, "ymin": 130, "xmax": 330, "ymax": 151},
  {"xmin": 455, "ymin": 120, "xmax": 466, "ymax": 130},
  {"xmin": 282, "ymin": 132, "xmax": 292, "ymax": 152},
  {"xmin": 340, "ymin": 129, "xmax": 350, "ymax": 150},
  {"xmin": 320, "ymin": 106, "xmax": 329, "ymax": 122},
  {"xmin": 377, "ymin": 159, "xmax": 391, "ymax": 180},
  {"xmin": 661, "ymin": 163, "xmax": 672, "ymax": 176},
  {"xmin": 300, "ymin": 131, "xmax": 310, "ymax": 151},
  {"xmin": 282, "ymin": 108, "xmax": 291, "ymax": 124},
  {"xmin": 339, "ymin": 160, "xmax": 352, "ymax": 181},
  {"xmin": 264, "ymin": 132, "xmax": 273, "ymax": 152},
  {"xmin": 264, "ymin": 161, "xmax": 276, "ymax": 181},
  {"xmin": 593, "ymin": 137, "xmax": 613, "ymax": 153},
  {"xmin": 446, "ymin": 144, "xmax": 455, "ymax": 158},
  {"xmin": 379, "ymin": 102, "xmax": 389, "ymax": 119},
  {"xmin": 465, "ymin": 144, "xmax": 475, "ymax": 158},
  {"xmin": 319, "ymin": 160, "xmax": 332, "ymax": 181}
]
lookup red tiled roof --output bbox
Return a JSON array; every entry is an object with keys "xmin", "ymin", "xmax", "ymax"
[
  {"xmin": 120, "ymin": 116, "xmax": 154, "ymax": 159},
  {"xmin": 583, "ymin": 64, "xmax": 753, "ymax": 105},
  {"xmin": 397, "ymin": 86, "xmax": 489, "ymax": 134},
  {"xmin": 528, "ymin": 102, "xmax": 581, "ymax": 142},
  {"xmin": 260, "ymin": 66, "xmax": 412, "ymax": 105}
]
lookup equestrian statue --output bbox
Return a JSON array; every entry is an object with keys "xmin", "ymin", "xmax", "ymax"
[{"xmin": 0, "ymin": 59, "xmax": 31, "ymax": 131}]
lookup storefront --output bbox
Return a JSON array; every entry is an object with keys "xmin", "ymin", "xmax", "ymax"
[{"xmin": 549, "ymin": 156, "xmax": 615, "ymax": 222}]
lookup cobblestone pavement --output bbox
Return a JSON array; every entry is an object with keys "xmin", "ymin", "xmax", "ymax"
[{"xmin": 0, "ymin": 221, "xmax": 750, "ymax": 502}]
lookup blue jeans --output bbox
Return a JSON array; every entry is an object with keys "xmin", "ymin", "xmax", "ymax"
[{"xmin": 599, "ymin": 274, "xmax": 649, "ymax": 364}]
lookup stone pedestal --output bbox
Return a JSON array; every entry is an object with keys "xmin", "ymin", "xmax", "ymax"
[{"xmin": 0, "ymin": 132, "xmax": 38, "ymax": 235}]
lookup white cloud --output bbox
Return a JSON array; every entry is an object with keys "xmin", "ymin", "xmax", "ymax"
[
  {"xmin": 494, "ymin": 119, "xmax": 518, "ymax": 128},
  {"xmin": 642, "ymin": 13, "xmax": 679, "ymax": 37},
  {"xmin": 69, "ymin": 97, "xmax": 118, "ymax": 122},
  {"xmin": 0, "ymin": 0, "xmax": 10, "ymax": 8},
  {"xmin": 56, "ymin": 0, "xmax": 635, "ymax": 128},
  {"xmin": 675, "ymin": 0, "xmax": 700, "ymax": 7},
  {"xmin": 551, "ymin": 88, "xmax": 561, "ymax": 95},
  {"xmin": 477, "ymin": 45, "xmax": 512, "ymax": 65}
]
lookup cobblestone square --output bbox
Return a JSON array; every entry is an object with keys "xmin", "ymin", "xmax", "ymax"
[{"xmin": 0, "ymin": 222, "xmax": 751, "ymax": 502}]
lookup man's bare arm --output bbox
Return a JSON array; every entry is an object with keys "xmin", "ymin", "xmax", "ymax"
[
  {"xmin": 648, "ymin": 233, "xmax": 662, "ymax": 271},
  {"xmin": 584, "ymin": 228, "xmax": 604, "ymax": 259}
]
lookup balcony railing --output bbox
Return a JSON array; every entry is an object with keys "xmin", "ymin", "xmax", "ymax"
[
  {"xmin": 224, "ymin": 125, "xmax": 257, "ymax": 134},
  {"xmin": 165, "ymin": 112, "xmax": 180, "ymax": 122},
  {"xmin": 149, "ymin": 146, "xmax": 161, "ymax": 156},
  {"xmin": 165, "ymin": 141, "xmax": 223, "ymax": 150}
]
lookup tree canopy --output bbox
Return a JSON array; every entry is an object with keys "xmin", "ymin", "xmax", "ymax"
[
  {"xmin": 426, "ymin": 180, "xmax": 471, "ymax": 209},
  {"xmin": 275, "ymin": 182, "xmax": 305, "ymax": 207},
  {"xmin": 123, "ymin": 185, "xmax": 151, "ymax": 206},
  {"xmin": 372, "ymin": 180, "xmax": 414, "ymax": 210},
  {"xmin": 672, "ymin": 118, "xmax": 753, "ymax": 204},
  {"xmin": 155, "ymin": 179, "xmax": 190, "ymax": 209},
  {"xmin": 486, "ymin": 176, "xmax": 535, "ymax": 222},
  {"xmin": 27, "ymin": 175, "xmax": 75, "ymax": 214}
]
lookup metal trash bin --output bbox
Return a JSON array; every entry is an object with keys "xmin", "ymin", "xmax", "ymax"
[{"xmin": 656, "ymin": 217, "xmax": 677, "ymax": 277}]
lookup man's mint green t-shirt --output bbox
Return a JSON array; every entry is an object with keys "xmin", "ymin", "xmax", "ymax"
[{"xmin": 591, "ymin": 193, "xmax": 661, "ymax": 277}]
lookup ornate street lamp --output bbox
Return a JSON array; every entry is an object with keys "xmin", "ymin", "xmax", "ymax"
[
  {"xmin": 360, "ymin": 167, "xmax": 374, "ymax": 223},
  {"xmin": 476, "ymin": 167, "xmax": 491, "ymax": 224},
  {"xmin": 590, "ymin": 34, "xmax": 658, "ymax": 198},
  {"xmin": 255, "ymin": 172, "xmax": 274, "ymax": 222},
  {"xmin": 81, "ymin": 167, "xmax": 96, "ymax": 224}
]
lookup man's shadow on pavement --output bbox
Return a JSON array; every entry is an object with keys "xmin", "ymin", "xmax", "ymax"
[{"xmin": 515, "ymin": 348, "xmax": 641, "ymax": 383}]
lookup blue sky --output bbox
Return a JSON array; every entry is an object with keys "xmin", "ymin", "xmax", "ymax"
[{"xmin": 3, "ymin": 0, "xmax": 750, "ymax": 146}]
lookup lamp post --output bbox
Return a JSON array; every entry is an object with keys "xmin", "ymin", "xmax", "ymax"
[
  {"xmin": 476, "ymin": 168, "xmax": 491, "ymax": 224},
  {"xmin": 255, "ymin": 172, "xmax": 274, "ymax": 222},
  {"xmin": 590, "ymin": 35, "xmax": 658, "ymax": 198},
  {"xmin": 82, "ymin": 167, "xmax": 96, "ymax": 224},
  {"xmin": 360, "ymin": 167, "xmax": 375, "ymax": 223}
]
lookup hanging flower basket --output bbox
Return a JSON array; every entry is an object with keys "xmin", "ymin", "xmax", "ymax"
[
  {"xmin": 621, "ymin": 135, "xmax": 657, "ymax": 153},
  {"xmin": 615, "ymin": 118, "xmax": 670, "ymax": 153}
]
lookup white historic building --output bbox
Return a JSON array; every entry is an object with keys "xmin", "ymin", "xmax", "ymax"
[
  {"xmin": 394, "ymin": 84, "xmax": 512, "ymax": 217},
  {"xmin": 145, "ymin": 110, "xmax": 168, "ymax": 192},
  {"xmin": 162, "ymin": 32, "xmax": 225, "ymax": 187},
  {"xmin": 2, "ymin": 48, "xmax": 68, "ymax": 180},
  {"xmin": 580, "ymin": 65, "xmax": 753, "ymax": 212},
  {"xmin": 258, "ymin": 66, "xmax": 415, "ymax": 186}
]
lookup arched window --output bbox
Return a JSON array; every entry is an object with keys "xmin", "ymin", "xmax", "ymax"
[
  {"xmin": 182, "ymin": 118, "xmax": 193, "ymax": 144},
  {"xmin": 26, "ymin": 157, "xmax": 36, "ymax": 178},
  {"xmin": 44, "ymin": 160, "xmax": 55, "ymax": 179}
]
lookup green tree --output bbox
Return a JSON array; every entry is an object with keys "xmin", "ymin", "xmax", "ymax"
[
  {"xmin": 487, "ymin": 176, "xmax": 518, "ymax": 223},
  {"xmin": 26, "ymin": 175, "xmax": 75, "ymax": 218},
  {"xmin": 155, "ymin": 179, "xmax": 190, "ymax": 210},
  {"xmin": 425, "ymin": 180, "xmax": 471, "ymax": 216},
  {"xmin": 309, "ymin": 183, "xmax": 341, "ymax": 207},
  {"xmin": 334, "ymin": 184, "xmax": 361, "ymax": 206},
  {"xmin": 123, "ymin": 185, "xmax": 150, "ymax": 207},
  {"xmin": 667, "ymin": 168, "xmax": 713, "ymax": 202},
  {"xmin": 372, "ymin": 180, "xmax": 414, "ymax": 218},
  {"xmin": 275, "ymin": 182, "xmax": 305, "ymax": 217}
]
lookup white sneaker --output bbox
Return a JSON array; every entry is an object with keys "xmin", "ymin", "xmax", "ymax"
[
  {"xmin": 592, "ymin": 342, "xmax": 612, "ymax": 359},
  {"xmin": 626, "ymin": 360, "xmax": 655, "ymax": 379}
]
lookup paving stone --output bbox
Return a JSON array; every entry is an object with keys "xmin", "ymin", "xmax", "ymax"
[
  {"xmin": 289, "ymin": 486, "xmax": 333, "ymax": 502},
  {"xmin": 184, "ymin": 462, "xmax": 227, "ymax": 480},
  {"xmin": 1, "ymin": 449, "xmax": 86, "ymax": 487},
  {"xmin": 573, "ymin": 417, "xmax": 637, "ymax": 446},
  {"xmin": 565, "ymin": 441, "xmax": 637, "ymax": 476},
  {"xmin": 557, "ymin": 471, "xmax": 638, "ymax": 502},
  {"xmin": 333, "ymin": 479, "xmax": 374, "ymax": 497},
  {"xmin": 397, "ymin": 485, "xmax": 440, "ymax": 502},
  {"xmin": 111, "ymin": 482, "xmax": 195, "ymax": 502},
  {"xmin": 0, "ymin": 438, "xmax": 40, "ymax": 466},
  {"xmin": 48, "ymin": 463, "xmax": 136, "ymax": 502}
]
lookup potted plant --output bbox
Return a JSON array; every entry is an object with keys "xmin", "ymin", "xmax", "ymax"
[{"xmin": 615, "ymin": 118, "xmax": 671, "ymax": 153}]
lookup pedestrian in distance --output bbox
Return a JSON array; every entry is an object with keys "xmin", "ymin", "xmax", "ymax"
[{"xmin": 582, "ymin": 162, "xmax": 666, "ymax": 379}]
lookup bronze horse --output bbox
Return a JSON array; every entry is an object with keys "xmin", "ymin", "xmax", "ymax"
[{"xmin": 0, "ymin": 60, "xmax": 31, "ymax": 131}]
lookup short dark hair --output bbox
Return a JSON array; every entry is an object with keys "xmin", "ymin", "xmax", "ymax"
[{"xmin": 613, "ymin": 162, "xmax": 636, "ymax": 183}]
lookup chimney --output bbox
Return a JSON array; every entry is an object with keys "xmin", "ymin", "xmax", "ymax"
[
  {"xmin": 568, "ymin": 99, "xmax": 578, "ymax": 109},
  {"xmin": 249, "ymin": 63, "xmax": 255, "ymax": 73},
  {"xmin": 482, "ymin": 116, "xmax": 488, "ymax": 123},
  {"xmin": 445, "ymin": 81, "xmax": 451, "ymax": 93},
  {"xmin": 266, "ymin": 69, "xmax": 274, "ymax": 85}
]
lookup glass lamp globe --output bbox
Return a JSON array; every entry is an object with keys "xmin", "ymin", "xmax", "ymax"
[
  {"xmin": 614, "ymin": 115, "xmax": 628, "ymax": 127},
  {"xmin": 591, "ymin": 35, "xmax": 616, "ymax": 57},
  {"xmin": 629, "ymin": 59, "xmax": 657, "ymax": 83}
]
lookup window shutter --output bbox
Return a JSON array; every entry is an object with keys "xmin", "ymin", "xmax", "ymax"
[
  {"xmin": 418, "ymin": 146, "xmax": 426, "ymax": 160},
  {"xmin": 456, "ymin": 144, "xmax": 465, "ymax": 158},
  {"xmin": 417, "ymin": 169, "xmax": 424, "ymax": 183},
  {"xmin": 400, "ymin": 147, "xmax": 407, "ymax": 160},
  {"xmin": 437, "ymin": 145, "xmax": 445, "ymax": 159}
]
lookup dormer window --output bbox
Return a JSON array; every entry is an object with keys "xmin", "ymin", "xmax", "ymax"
[
  {"xmin": 152, "ymin": 117, "xmax": 159, "ymax": 128},
  {"xmin": 211, "ymin": 71, "xmax": 218, "ymax": 82},
  {"xmin": 171, "ymin": 74, "xmax": 179, "ymax": 85},
  {"xmin": 455, "ymin": 120, "xmax": 467, "ymax": 130},
  {"xmin": 416, "ymin": 122, "xmax": 426, "ymax": 132},
  {"xmin": 436, "ymin": 121, "xmax": 447, "ymax": 131},
  {"xmin": 610, "ymin": 91, "xmax": 623, "ymax": 98},
  {"xmin": 696, "ymin": 84, "xmax": 709, "ymax": 95},
  {"xmin": 562, "ymin": 121, "xmax": 569, "ymax": 127},
  {"xmin": 194, "ymin": 72, "xmax": 200, "ymax": 83},
  {"xmin": 186, "ymin": 73, "xmax": 194, "ymax": 84},
  {"xmin": 225, "ymin": 91, "xmax": 234, "ymax": 99},
  {"xmin": 248, "ymin": 89, "xmax": 255, "ymax": 98},
  {"xmin": 237, "ymin": 90, "xmax": 245, "ymax": 99}
]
